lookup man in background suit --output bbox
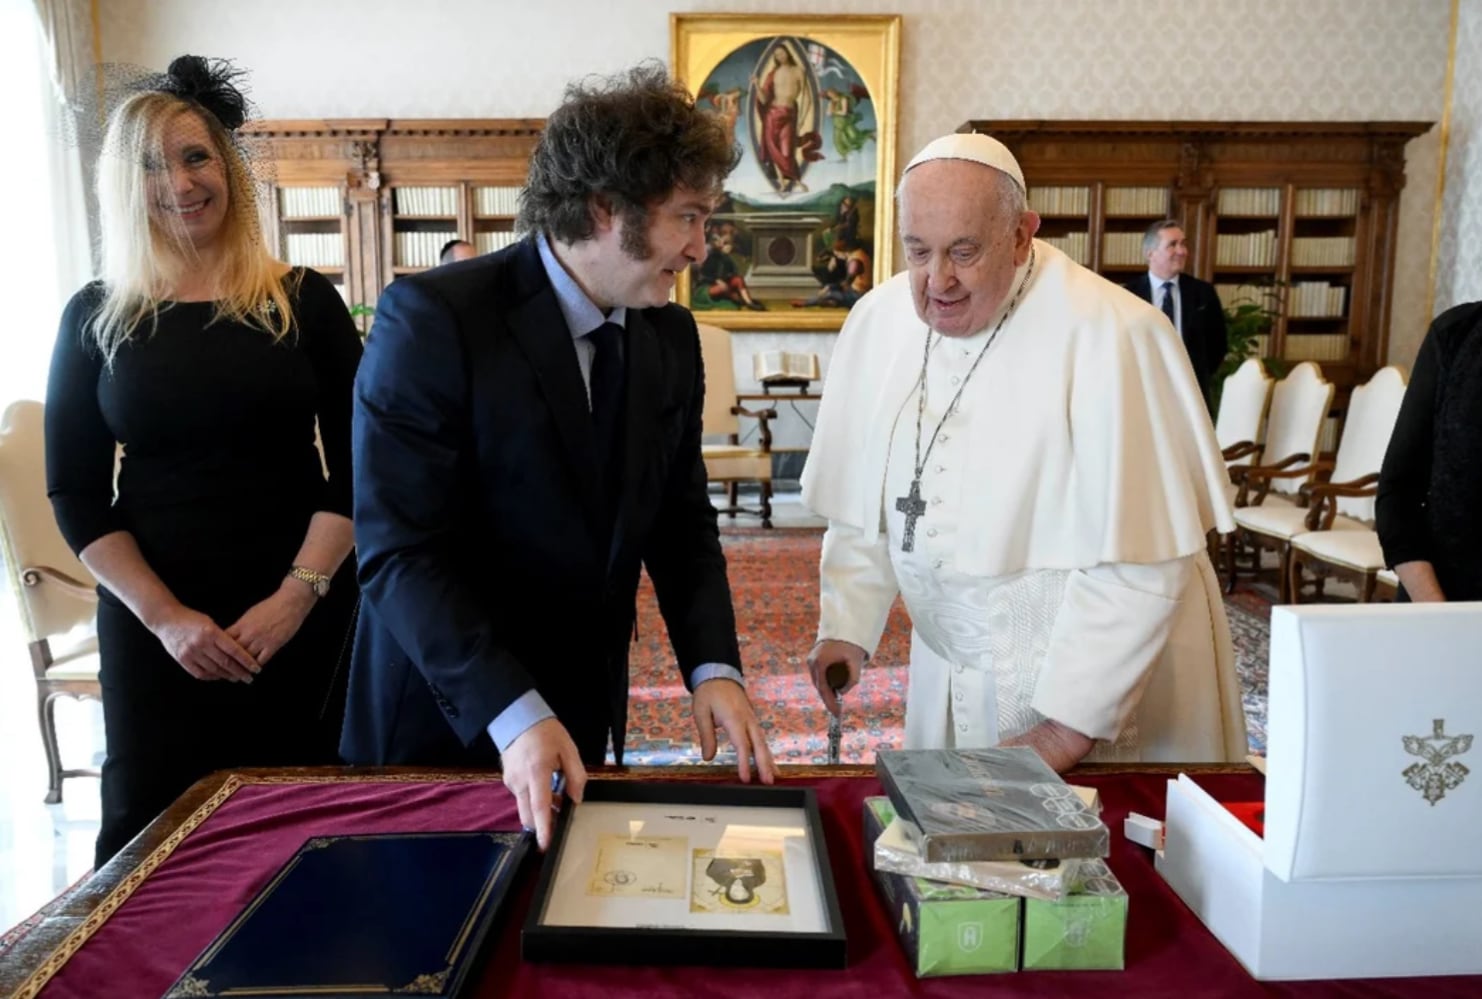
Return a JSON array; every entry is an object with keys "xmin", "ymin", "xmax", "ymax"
[
  {"xmin": 1125, "ymin": 220, "xmax": 1228, "ymax": 408},
  {"xmin": 343, "ymin": 64, "xmax": 776, "ymax": 848},
  {"xmin": 438, "ymin": 238, "xmax": 478, "ymax": 264}
]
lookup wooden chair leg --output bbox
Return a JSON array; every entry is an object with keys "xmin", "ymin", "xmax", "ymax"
[
  {"xmin": 1288, "ymin": 550, "xmax": 1304, "ymax": 604},
  {"xmin": 38, "ymin": 690, "xmax": 64, "ymax": 804},
  {"xmin": 760, "ymin": 480, "xmax": 774, "ymax": 529},
  {"xmin": 1360, "ymin": 572, "xmax": 1377, "ymax": 603},
  {"xmin": 726, "ymin": 482, "xmax": 739, "ymax": 518},
  {"xmin": 1276, "ymin": 544, "xmax": 1292, "ymax": 603},
  {"xmin": 1224, "ymin": 530, "xmax": 1240, "ymax": 594}
]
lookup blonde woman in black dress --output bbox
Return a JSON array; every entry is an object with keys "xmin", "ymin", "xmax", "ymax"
[{"xmin": 45, "ymin": 57, "xmax": 362, "ymax": 866}]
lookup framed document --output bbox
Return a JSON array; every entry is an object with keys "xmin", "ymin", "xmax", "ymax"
[{"xmin": 522, "ymin": 781, "xmax": 847, "ymax": 968}]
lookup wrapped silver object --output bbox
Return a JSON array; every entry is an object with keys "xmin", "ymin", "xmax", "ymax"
[{"xmin": 871, "ymin": 804, "xmax": 1081, "ymax": 901}]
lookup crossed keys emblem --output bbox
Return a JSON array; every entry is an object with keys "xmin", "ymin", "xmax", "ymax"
[{"xmin": 1401, "ymin": 719, "xmax": 1473, "ymax": 805}]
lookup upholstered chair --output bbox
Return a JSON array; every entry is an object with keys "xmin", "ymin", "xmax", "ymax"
[
  {"xmin": 1287, "ymin": 366, "xmax": 1409, "ymax": 602},
  {"xmin": 1224, "ymin": 361, "xmax": 1334, "ymax": 594},
  {"xmin": 696, "ymin": 323, "xmax": 776, "ymax": 528},
  {"xmin": 0, "ymin": 400, "xmax": 101, "ymax": 803}
]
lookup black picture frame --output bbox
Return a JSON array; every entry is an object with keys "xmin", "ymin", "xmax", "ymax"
[{"xmin": 521, "ymin": 780, "xmax": 847, "ymax": 969}]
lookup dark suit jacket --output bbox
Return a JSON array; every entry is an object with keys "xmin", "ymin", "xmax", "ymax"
[
  {"xmin": 1125, "ymin": 272, "xmax": 1228, "ymax": 403},
  {"xmin": 341, "ymin": 237, "xmax": 741, "ymax": 766}
]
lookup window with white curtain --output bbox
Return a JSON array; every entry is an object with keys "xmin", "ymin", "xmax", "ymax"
[{"xmin": 0, "ymin": 0, "xmax": 93, "ymax": 410}]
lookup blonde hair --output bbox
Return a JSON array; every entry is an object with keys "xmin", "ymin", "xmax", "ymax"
[{"xmin": 90, "ymin": 91, "xmax": 295, "ymax": 363}]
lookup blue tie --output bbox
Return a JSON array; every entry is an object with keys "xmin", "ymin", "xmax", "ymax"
[{"xmin": 1160, "ymin": 281, "xmax": 1177, "ymax": 329}]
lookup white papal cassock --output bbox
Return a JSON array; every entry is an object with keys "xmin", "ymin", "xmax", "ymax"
[{"xmin": 802, "ymin": 239, "xmax": 1246, "ymax": 762}]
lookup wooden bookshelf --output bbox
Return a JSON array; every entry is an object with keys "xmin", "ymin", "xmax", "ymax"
[
  {"xmin": 242, "ymin": 119, "xmax": 543, "ymax": 313},
  {"xmin": 958, "ymin": 120, "xmax": 1431, "ymax": 396}
]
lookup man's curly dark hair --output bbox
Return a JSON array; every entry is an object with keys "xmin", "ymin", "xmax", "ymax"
[{"xmin": 517, "ymin": 62, "xmax": 738, "ymax": 254}]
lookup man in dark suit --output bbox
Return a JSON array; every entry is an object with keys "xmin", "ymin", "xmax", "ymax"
[
  {"xmin": 343, "ymin": 65, "xmax": 776, "ymax": 848},
  {"xmin": 1125, "ymin": 220, "xmax": 1228, "ymax": 408}
]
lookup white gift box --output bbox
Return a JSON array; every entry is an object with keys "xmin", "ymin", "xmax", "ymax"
[{"xmin": 1157, "ymin": 603, "xmax": 1482, "ymax": 981}]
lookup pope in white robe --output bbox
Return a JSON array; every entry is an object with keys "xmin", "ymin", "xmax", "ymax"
[{"xmin": 801, "ymin": 133, "xmax": 1246, "ymax": 768}]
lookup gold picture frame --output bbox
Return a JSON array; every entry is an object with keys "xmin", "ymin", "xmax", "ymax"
[{"xmin": 671, "ymin": 13, "xmax": 901, "ymax": 331}]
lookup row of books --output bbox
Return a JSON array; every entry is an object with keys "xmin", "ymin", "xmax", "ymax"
[
  {"xmin": 1102, "ymin": 232, "xmax": 1148, "ymax": 267},
  {"xmin": 1214, "ymin": 283, "xmax": 1277, "ymax": 311},
  {"xmin": 283, "ymin": 233, "xmax": 345, "ymax": 268},
  {"xmin": 870, "ymin": 749, "xmax": 1124, "ymax": 977},
  {"xmin": 1294, "ymin": 188, "xmax": 1360, "ymax": 217},
  {"xmin": 1288, "ymin": 281, "xmax": 1348, "ymax": 318},
  {"xmin": 474, "ymin": 230, "xmax": 522, "ymax": 254},
  {"xmin": 1027, "ymin": 186, "xmax": 1090, "ymax": 216},
  {"xmin": 1104, "ymin": 186, "xmax": 1170, "ymax": 216},
  {"xmin": 1215, "ymin": 230, "xmax": 1278, "ymax": 268},
  {"xmin": 1232, "ymin": 337, "xmax": 1348, "ymax": 366},
  {"xmin": 280, "ymin": 186, "xmax": 340, "ymax": 218},
  {"xmin": 474, "ymin": 186, "xmax": 522, "ymax": 216},
  {"xmin": 1025, "ymin": 186, "xmax": 1170, "ymax": 218},
  {"xmin": 1217, "ymin": 187, "xmax": 1282, "ymax": 216},
  {"xmin": 394, "ymin": 186, "xmax": 459, "ymax": 217},
  {"xmin": 1041, "ymin": 231, "xmax": 1090, "ymax": 266},
  {"xmin": 1291, "ymin": 236, "xmax": 1357, "ymax": 268},
  {"xmin": 1284, "ymin": 333, "xmax": 1351, "ymax": 363},
  {"xmin": 394, "ymin": 230, "xmax": 457, "ymax": 268}
]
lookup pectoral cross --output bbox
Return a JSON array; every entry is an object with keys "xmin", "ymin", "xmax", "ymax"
[{"xmin": 895, "ymin": 478, "xmax": 927, "ymax": 552}]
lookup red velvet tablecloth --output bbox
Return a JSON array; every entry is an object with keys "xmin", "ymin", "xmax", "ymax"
[{"xmin": 19, "ymin": 770, "xmax": 1482, "ymax": 998}]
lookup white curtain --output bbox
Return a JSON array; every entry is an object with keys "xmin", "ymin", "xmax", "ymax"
[{"xmin": 0, "ymin": 0, "xmax": 94, "ymax": 409}]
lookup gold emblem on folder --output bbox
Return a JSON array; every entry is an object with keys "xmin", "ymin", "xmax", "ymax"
[{"xmin": 1402, "ymin": 719, "xmax": 1473, "ymax": 805}]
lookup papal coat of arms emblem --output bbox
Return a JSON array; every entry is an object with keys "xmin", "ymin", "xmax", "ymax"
[{"xmin": 1401, "ymin": 719, "xmax": 1473, "ymax": 805}]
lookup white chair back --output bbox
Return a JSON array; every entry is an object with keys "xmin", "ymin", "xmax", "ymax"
[
  {"xmin": 696, "ymin": 323, "xmax": 740, "ymax": 438},
  {"xmin": 1215, "ymin": 358, "xmax": 1273, "ymax": 465},
  {"xmin": 1262, "ymin": 362, "xmax": 1334, "ymax": 497},
  {"xmin": 0, "ymin": 401, "xmax": 98, "ymax": 643},
  {"xmin": 1330, "ymin": 365, "xmax": 1408, "ymax": 521}
]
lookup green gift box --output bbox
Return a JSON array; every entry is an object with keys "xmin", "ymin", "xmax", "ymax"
[
  {"xmin": 864, "ymin": 797, "xmax": 1020, "ymax": 977},
  {"xmin": 1021, "ymin": 858, "xmax": 1128, "ymax": 970}
]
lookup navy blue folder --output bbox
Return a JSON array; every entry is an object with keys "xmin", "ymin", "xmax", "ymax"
[{"xmin": 164, "ymin": 831, "xmax": 529, "ymax": 999}]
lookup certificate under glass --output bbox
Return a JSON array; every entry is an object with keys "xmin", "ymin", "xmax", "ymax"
[{"xmin": 523, "ymin": 781, "xmax": 846, "ymax": 968}]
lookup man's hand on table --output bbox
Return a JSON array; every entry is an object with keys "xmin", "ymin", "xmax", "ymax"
[
  {"xmin": 502, "ymin": 718, "xmax": 587, "ymax": 850},
  {"xmin": 692, "ymin": 677, "xmax": 777, "ymax": 785}
]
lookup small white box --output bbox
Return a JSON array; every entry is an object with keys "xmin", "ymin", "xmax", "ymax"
[{"xmin": 1157, "ymin": 603, "xmax": 1482, "ymax": 981}]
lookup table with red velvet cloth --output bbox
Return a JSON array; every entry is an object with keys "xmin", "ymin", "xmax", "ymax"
[{"xmin": 4, "ymin": 764, "xmax": 1478, "ymax": 999}]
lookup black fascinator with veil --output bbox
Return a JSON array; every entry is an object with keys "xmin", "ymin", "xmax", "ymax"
[{"xmin": 150, "ymin": 55, "xmax": 254, "ymax": 132}]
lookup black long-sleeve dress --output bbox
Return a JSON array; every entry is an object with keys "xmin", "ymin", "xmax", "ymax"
[
  {"xmin": 45, "ymin": 269, "xmax": 362, "ymax": 866},
  {"xmin": 1376, "ymin": 301, "xmax": 1482, "ymax": 601}
]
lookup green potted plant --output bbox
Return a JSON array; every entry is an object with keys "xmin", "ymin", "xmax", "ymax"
[
  {"xmin": 348, "ymin": 303, "xmax": 376, "ymax": 339},
  {"xmin": 1211, "ymin": 283, "xmax": 1285, "ymax": 414}
]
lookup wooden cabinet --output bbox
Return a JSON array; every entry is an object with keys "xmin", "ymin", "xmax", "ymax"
[
  {"xmin": 958, "ymin": 120, "xmax": 1431, "ymax": 392},
  {"xmin": 241, "ymin": 118, "xmax": 542, "ymax": 314}
]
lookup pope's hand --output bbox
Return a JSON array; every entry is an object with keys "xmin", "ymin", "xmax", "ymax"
[
  {"xmin": 807, "ymin": 639, "xmax": 867, "ymax": 717},
  {"xmin": 501, "ymin": 718, "xmax": 587, "ymax": 851},
  {"xmin": 692, "ymin": 678, "xmax": 776, "ymax": 784}
]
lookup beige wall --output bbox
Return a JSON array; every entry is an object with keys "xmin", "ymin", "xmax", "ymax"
[
  {"xmin": 1434, "ymin": 0, "xmax": 1482, "ymax": 327},
  {"xmin": 99, "ymin": 0, "xmax": 1459, "ymax": 374}
]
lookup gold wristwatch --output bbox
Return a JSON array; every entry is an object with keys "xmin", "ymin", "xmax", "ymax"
[{"xmin": 287, "ymin": 565, "xmax": 331, "ymax": 598}]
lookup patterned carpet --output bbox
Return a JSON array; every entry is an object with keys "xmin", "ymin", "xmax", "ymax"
[{"xmin": 624, "ymin": 528, "xmax": 1274, "ymax": 764}]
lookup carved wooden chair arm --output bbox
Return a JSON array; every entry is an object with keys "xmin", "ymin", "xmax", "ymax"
[
  {"xmin": 1222, "ymin": 441, "xmax": 1261, "ymax": 462},
  {"xmin": 732, "ymin": 405, "xmax": 778, "ymax": 452},
  {"xmin": 21, "ymin": 565, "xmax": 98, "ymax": 601},
  {"xmin": 1301, "ymin": 474, "xmax": 1382, "ymax": 530},
  {"xmin": 1307, "ymin": 473, "xmax": 1381, "ymax": 500},
  {"xmin": 1235, "ymin": 453, "xmax": 1314, "ymax": 507}
]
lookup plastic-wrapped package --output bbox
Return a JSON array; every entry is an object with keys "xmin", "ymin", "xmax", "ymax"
[{"xmin": 868, "ymin": 798, "xmax": 1080, "ymax": 901}]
